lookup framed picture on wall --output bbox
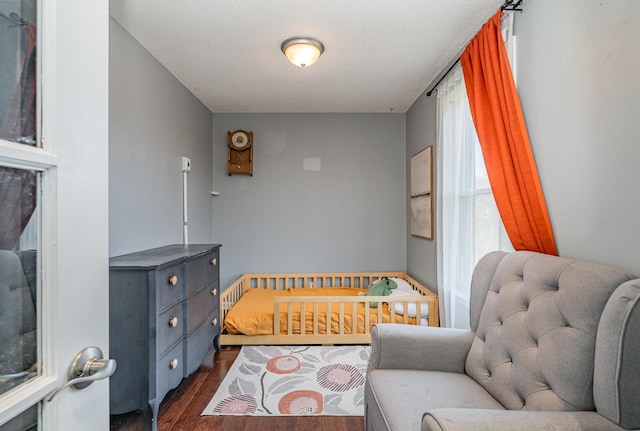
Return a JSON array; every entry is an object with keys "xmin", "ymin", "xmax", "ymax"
[{"xmin": 410, "ymin": 146, "xmax": 433, "ymax": 239}]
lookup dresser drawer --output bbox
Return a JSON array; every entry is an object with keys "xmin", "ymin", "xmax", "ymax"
[
  {"xmin": 155, "ymin": 264, "xmax": 183, "ymax": 311},
  {"xmin": 185, "ymin": 251, "xmax": 219, "ymax": 296},
  {"xmin": 185, "ymin": 310, "xmax": 220, "ymax": 375},
  {"xmin": 185, "ymin": 282, "xmax": 218, "ymax": 333},
  {"xmin": 156, "ymin": 342, "xmax": 184, "ymax": 400},
  {"xmin": 157, "ymin": 302, "xmax": 183, "ymax": 356}
]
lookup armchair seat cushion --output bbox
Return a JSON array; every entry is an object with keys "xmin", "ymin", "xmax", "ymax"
[
  {"xmin": 366, "ymin": 370, "xmax": 504, "ymax": 431},
  {"xmin": 422, "ymin": 409, "xmax": 626, "ymax": 431}
]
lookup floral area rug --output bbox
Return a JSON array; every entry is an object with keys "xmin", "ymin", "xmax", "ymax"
[{"xmin": 201, "ymin": 345, "xmax": 371, "ymax": 416}]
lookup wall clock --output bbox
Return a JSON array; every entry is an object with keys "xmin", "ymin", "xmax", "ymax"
[{"xmin": 227, "ymin": 130, "xmax": 253, "ymax": 176}]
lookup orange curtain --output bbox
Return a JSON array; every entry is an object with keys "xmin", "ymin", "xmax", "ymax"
[{"xmin": 460, "ymin": 10, "xmax": 557, "ymax": 255}]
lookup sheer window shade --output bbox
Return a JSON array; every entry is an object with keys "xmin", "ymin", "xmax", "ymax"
[{"xmin": 436, "ymin": 66, "xmax": 512, "ymax": 329}]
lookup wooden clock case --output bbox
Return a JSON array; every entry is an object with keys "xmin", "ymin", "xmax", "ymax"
[{"xmin": 227, "ymin": 130, "xmax": 253, "ymax": 176}]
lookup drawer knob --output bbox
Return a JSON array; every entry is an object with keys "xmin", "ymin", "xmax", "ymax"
[
  {"xmin": 210, "ymin": 258, "xmax": 217, "ymax": 266},
  {"xmin": 169, "ymin": 358, "xmax": 179, "ymax": 369},
  {"xmin": 168, "ymin": 275, "xmax": 178, "ymax": 286},
  {"xmin": 211, "ymin": 288, "xmax": 217, "ymax": 296},
  {"xmin": 169, "ymin": 317, "xmax": 179, "ymax": 328},
  {"xmin": 212, "ymin": 318, "xmax": 218, "ymax": 326}
]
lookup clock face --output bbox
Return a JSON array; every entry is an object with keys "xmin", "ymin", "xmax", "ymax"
[{"xmin": 232, "ymin": 131, "xmax": 249, "ymax": 149}]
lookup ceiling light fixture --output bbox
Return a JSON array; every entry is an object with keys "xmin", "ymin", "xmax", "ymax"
[{"xmin": 281, "ymin": 37, "xmax": 324, "ymax": 68}]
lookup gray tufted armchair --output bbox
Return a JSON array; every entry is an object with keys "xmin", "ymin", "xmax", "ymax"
[{"xmin": 365, "ymin": 251, "xmax": 640, "ymax": 431}]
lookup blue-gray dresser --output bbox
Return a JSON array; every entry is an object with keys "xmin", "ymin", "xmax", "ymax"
[{"xmin": 109, "ymin": 244, "xmax": 221, "ymax": 431}]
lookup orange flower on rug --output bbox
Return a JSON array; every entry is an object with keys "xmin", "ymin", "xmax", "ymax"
[{"xmin": 202, "ymin": 345, "xmax": 370, "ymax": 416}]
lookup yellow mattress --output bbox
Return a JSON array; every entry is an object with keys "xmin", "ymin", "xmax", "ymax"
[{"xmin": 224, "ymin": 287, "xmax": 417, "ymax": 336}]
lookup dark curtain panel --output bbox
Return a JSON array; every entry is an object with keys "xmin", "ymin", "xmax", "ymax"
[
  {"xmin": 0, "ymin": 23, "xmax": 37, "ymax": 250},
  {"xmin": 0, "ymin": 167, "xmax": 37, "ymax": 250},
  {"xmin": 1, "ymin": 23, "xmax": 37, "ymax": 146}
]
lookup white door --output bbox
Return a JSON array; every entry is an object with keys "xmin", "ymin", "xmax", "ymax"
[{"xmin": 0, "ymin": 0, "xmax": 110, "ymax": 430}]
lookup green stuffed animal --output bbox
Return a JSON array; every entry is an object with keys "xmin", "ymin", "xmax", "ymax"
[{"xmin": 362, "ymin": 277, "xmax": 397, "ymax": 307}]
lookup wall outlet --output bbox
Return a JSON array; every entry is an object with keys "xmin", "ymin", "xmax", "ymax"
[{"xmin": 182, "ymin": 156, "xmax": 191, "ymax": 172}]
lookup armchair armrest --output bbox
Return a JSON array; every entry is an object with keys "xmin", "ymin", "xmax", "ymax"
[
  {"xmin": 368, "ymin": 324, "xmax": 475, "ymax": 373},
  {"xmin": 422, "ymin": 409, "xmax": 625, "ymax": 431}
]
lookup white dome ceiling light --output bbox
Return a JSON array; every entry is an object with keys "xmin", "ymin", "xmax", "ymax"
[{"xmin": 281, "ymin": 37, "xmax": 325, "ymax": 68}]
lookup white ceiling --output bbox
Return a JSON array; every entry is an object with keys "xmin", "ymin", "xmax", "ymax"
[{"xmin": 109, "ymin": 0, "xmax": 503, "ymax": 114}]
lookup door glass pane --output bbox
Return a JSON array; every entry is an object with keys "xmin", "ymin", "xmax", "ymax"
[
  {"xmin": 0, "ymin": 0, "xmax": 37, "ymax": 147},
  {"xmin": 0, "ymin": 404, "xmax": 37, "ymax": 431},
  {"xmin": 0, "ymin": 166, "xmax": 39, "ymax": 399}
]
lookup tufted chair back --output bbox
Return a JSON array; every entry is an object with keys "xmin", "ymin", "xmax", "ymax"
[
  {"xmin": 465, "ymin": 251, "xmax": 640, "ymax": 428},
  {"xmin": 0, "ymin": 249, "xmax": 37, "ymax": 394}
]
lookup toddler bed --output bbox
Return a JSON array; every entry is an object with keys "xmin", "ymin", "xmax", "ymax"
[{"xmin": 219, "ymin": 272, "xmax": 439, "ymax": 345}]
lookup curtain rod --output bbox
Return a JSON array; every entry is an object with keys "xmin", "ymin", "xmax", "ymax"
[
  {"xmin": 502, "ymin": 0, "xmax": 523, "ymax": 12},
  {"xmin": 426, "ymin": 58, "xmax": 460, "ymax": 97},
  {"xmin": 426, "ymin": 0, "xmax": 523, "ymax": 97}
]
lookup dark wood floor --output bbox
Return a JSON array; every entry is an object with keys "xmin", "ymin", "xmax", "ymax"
[{"xmin": 109, "ymin": 346, "xmax": 365, "ymax": 431}]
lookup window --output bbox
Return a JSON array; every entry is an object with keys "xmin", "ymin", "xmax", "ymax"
[{"xmin": 436, "ymin": 65, "xmax": 512, "ymax": 329}]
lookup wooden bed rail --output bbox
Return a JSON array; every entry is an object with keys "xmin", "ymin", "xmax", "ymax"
[
  {"xmin": 247, "ymin": 272, "xmax": 408, "ymax": 290},
  {"xmin": 220, "ymin": 275, "xmax": 249, "ymax": 332},
  {"xmin": 273, "ymin": 294, "xmax": 437, "ymax": 334},
  {"xmin": 219, "ymin": 272, "xmax": 439, "ymax": 345}
]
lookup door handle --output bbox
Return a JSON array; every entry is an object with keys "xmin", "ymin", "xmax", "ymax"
[{"xmin": 46, "ymin": 346, "xmax": 117, "ymax": 402}]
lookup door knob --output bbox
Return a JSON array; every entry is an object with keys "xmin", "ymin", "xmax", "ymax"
[{"xmin": 46, "ymin": 346, "xmax": 117, "ymax": 402}]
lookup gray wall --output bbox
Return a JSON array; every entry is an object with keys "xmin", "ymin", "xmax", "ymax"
[
  {"xmin": 212, "ymin": 114, "xmax": 406, "ymax": 288},
  {"xmin": 109, "ymin": 18, "xmax": 214, "ymax": 256},
  {"xmin": 405, "ymin": 93, "xmax": 438, "ymax": 292},
  {"xmin": 515, "ymin": 0, "xmax": 640, "ymax": 274}
]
